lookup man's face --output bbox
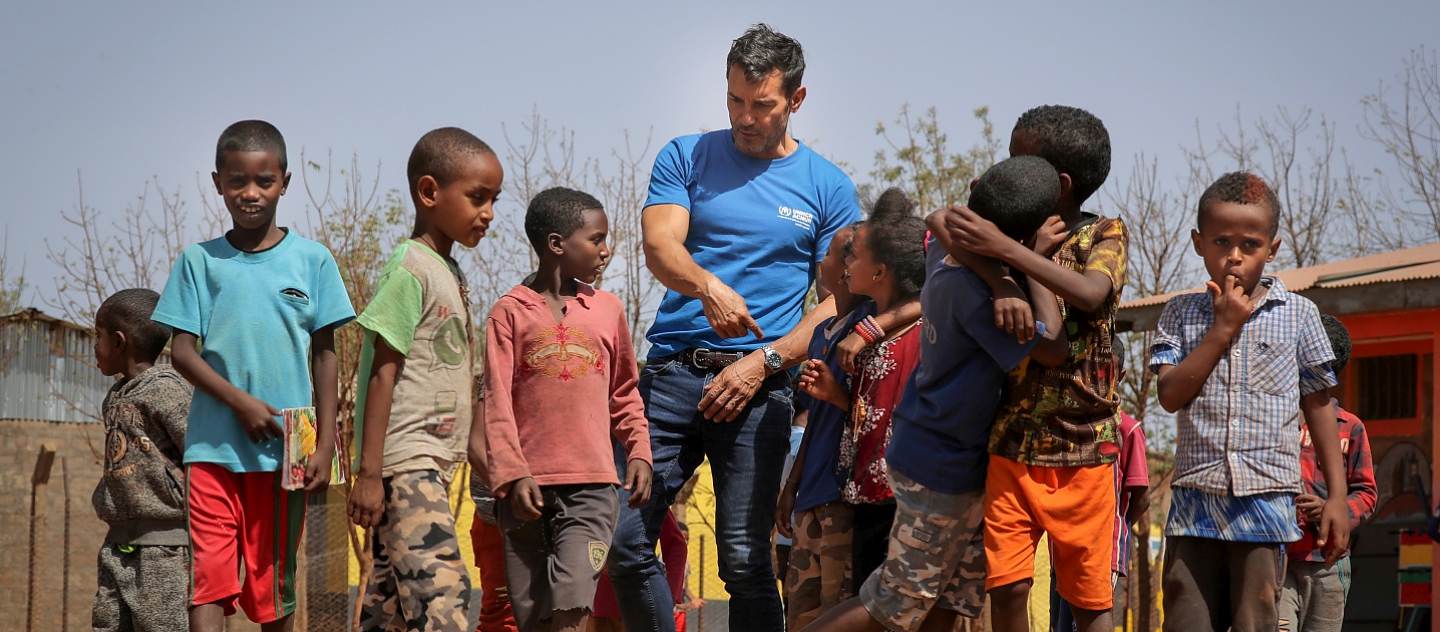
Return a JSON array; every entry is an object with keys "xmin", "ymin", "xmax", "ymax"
[{"xmin": 726, "ymin": 66, "xmax": 802, "ymax": 159}]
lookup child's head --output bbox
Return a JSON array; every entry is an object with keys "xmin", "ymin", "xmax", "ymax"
[
  {"xmin": 968, "ymin": 156, "xmax": 1061, "ymax": 241},
  {"xmin": 212, "ymin": 120, "xmax": 291, "ymax": 233},
  {"xmin": 1320, "ymin": 314, "xmax": 1351, "ymax": 376},
  {"xmin": 94, "ymin": 288, "xmax": 170, "ymax": 376},
  {"xmin": 525, "ymin": 187, "xmax": 611, "ymax": 285},
  {"xmin": 1010, "ymin": 105, "xmax": 1111, "ymax": 208},
  {"xmin": 818, "ymin": 223, "xmax": 858, "ymax": 300},
  {"xmin": 1191, "ymin": 171, "xmax": 1282, "ymax": 295},
  {"xmin": 407, "ymin": 127, "xmax": 503, "ymax": 250},
  {"xmin": 846, "ymin": 188, "xmax": 926, "ymax": 301}
]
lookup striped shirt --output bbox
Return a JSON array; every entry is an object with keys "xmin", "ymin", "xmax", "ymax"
[{"xmin": 1148, "ymin": 277, "xmax": 1336, "ymax": 496}]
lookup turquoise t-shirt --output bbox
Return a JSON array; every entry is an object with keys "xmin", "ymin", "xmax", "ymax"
[
  {"xmin": 643, "ymin": 130, "xmax": 861, "ymax": 357},
  {"xmin": 152, "ymin": 230, "xmax": 356, "ymax": 472}
]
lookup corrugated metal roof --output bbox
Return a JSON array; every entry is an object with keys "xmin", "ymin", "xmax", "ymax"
[
  {"xmin": 0, "ymin": 309, "xmax": 112, "ymax": 422},
  {"xmin": 1120, "ymin": 241, "xmax": 1440, "ymax": 309}
]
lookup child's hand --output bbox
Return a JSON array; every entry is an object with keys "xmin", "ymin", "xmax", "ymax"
[
  {"xmin": 1317, "ymin": 496, "xmax": 1351, "ymax": 565},
  {"xmin": 1207, "ymin": 275, "xmax": 1256, "ymax": 338},
  {"xmin": 509, "ymin": 477, "xmax": 544, "ymax": 521},
  {"xmin": 1296, "ymin": 493, "xmax": 1325, "ymax": 523},
  {"xmin": 302, "ymin": 441, "xmax": 334, "ymax": 493},
  {"xmin": 232, "ymin": 393, "xmax": 283, "ymax": 443},
  {"xmin": 346, "ymin": 473, "xmax": 385, "ymax": 528},
  {"xmin": 991, "ymin": 280, "xmax": 1036, "ymax": 343},
  {"xmin": 943, "ymin": 206, "xmax": 1016, "ymax": 260},
  {"xmin": 774, "ymin": 481, "xmax": 798, "ymax": 540},
  {"xmin": 1031, "ymin": 215, "xmax": 1068, "ymax": 257},
  {"xmin": 837, "ymin": 331, "xmax": 869, "ymax": 374},
  {"xmin": 624, "ymin": 459, "xmax": 653, "ymax": 509},
  {"xmin": 798, "ymin": 359, "xmax": 849, "ymax": 410}
]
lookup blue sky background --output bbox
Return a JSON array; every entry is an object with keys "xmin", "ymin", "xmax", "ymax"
[{"xmin": 2, "ymin": 1, "xmax": 1437, "ymax": 308}]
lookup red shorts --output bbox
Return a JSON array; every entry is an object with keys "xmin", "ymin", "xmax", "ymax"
[{"xmin": 187, "ymin": 463, "xmax": 306, "ymax": 623}]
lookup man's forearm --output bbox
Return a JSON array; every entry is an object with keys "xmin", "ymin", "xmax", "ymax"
[{"xmin": 768, "ymin": 295, "xmax": 836, "ymax": 369}]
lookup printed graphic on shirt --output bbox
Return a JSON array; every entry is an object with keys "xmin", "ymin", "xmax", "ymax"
[
  {"xmin": 432, "ymin": 306, "xmax": 468, "ymax": 368},
  {"xmin": 777, "ymin": 204, "xmax": 816, "ymax": 229},
  {"xmin": 522, "ymin": 324, "xmax": 604, "ymax": 381}
]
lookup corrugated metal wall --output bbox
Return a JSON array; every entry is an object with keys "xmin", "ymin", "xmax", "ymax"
[{"xmin": 0, "ymin": 318, "xmax": 111, "ymax": 422}]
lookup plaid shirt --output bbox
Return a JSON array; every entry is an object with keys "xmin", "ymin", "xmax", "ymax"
[
  {"xmin": 1288, "ymin": 404, "xmax": 1377, "ymax": 562},
  {"xmin": 1149, "ymin": 277, "xmax": 1336, "ymax": 496}
]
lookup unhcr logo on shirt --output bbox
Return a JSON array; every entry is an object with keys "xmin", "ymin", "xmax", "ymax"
[{"xmin": 777, "ymin": 204, "xmax": 815, "ymax": 229}]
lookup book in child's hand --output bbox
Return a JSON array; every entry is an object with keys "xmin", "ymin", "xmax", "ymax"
[{"xmin": 281, "ymin": 407, "xmax": 346, "ymax": 490}]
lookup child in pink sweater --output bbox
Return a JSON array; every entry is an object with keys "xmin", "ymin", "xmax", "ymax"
[{"xmin": 484, "ymin": 187, "xmax": 653, "ymax": 632}]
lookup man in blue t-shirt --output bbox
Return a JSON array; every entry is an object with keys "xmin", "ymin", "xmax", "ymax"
[
  {"xmin": 799, "ymin": 156, "xmax": 1066, "ymax": 632},
  {"xmin": 605, "ymin": 24, "xmax": 863, "ymax": 632}
]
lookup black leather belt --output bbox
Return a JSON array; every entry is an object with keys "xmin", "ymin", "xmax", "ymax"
[{"xmin": 679, "ymin": 347, "xmax": 748, "ymax": 369}]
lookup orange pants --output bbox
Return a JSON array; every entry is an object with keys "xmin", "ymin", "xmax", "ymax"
[
  {"xmin": 983, "ymin": 455, "xmax": 1115, "ymax": 611},
  {"xmin": 471, "ymin": 513, "xmax": 517, "ymax": 632}
]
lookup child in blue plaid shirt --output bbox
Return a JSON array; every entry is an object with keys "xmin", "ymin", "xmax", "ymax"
[{"xmin": 1148, "ymin": 172, "xmax": 1351, "ymax": 632}]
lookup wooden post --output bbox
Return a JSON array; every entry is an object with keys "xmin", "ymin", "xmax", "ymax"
[
  {"xmin": 62, "ymin": 457, "xmax": 71, "ymax": 632},
  {"xmin": 27, "ymin": 444, "xmax": 56, "ymax": 632}
]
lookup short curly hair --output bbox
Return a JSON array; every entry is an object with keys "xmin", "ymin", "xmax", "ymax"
[
  {"xmin": 1197, "ymin": 171, "xmax": 1281, "ymax": 238},
  {"xmin": 1320, "ymin": 313, "xmax": 1351, "ymax": 375},
  {"xmin": 97, "ymin": 288, "xmax": 170, "ymax": 363},
  {"xmin": 525, "ymin": 187, "xmax": 604, "ymax": 252},
  {"xmin": 1012, "ymin": 105, "xmax": 1111, "ymax": 205}
]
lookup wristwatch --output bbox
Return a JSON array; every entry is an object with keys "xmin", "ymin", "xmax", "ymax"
[{"xmin": 760, "ymin": 345, "xmax": 783, "ymax": 375}]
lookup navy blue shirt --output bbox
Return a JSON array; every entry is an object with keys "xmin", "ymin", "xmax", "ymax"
[
  {"xmin": 887, "ymin": 244, "xmax": 1041, "ymax": 495},
  {"xmin": 794, "ymin": 303, "xmax": 875, "ymax": 512},
  {"xmin": 643, "ymin": 131, "xmax": 861, "ymax": 357}
]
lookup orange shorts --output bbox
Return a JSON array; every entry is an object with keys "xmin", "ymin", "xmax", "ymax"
[{"xmin": 983, "ymin": 455, "xmax": 1115, "ymax": 610}]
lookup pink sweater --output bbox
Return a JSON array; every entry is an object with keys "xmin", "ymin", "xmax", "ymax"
[{"xmin": 484, "ymin": 284, "xmax": 651, "ymax": 493}]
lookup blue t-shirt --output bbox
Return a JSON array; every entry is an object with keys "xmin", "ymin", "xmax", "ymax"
[
  {"xmin": 643, "ymin": 130, "xmax": 862, "ymax": 357},
  {"xmin": 152, "ymin": 230, "xmax": 356, "ymax": 472},
  {"xmin": 887, "ymin": 244, "xmax": 1040, "ymax": 495},
  {"xmin": 794, "ymin": 303, "xmax": 875, "ymax": 512}
]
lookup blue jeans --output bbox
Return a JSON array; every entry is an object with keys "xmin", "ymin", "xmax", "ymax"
[{"xmin": 609, "ymin": 358, "xmax": 793, "ymax": 632}]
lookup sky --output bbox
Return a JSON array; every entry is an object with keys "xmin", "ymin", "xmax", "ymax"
[{"xmin": 2, "ymin": 1, "xmax": 1437, "ymax": 310}]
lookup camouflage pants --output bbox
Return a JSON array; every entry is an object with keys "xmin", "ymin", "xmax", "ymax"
[
  {"xmin": 360, "ymin": 469, "xmax": 473, "ymax": 632},
  {"xmin": 785, "ymin": 501, "xmax": 855, "ymax": 630},
  {"xmin": 859, "ymin": 470, "xmax": 987, "ymax": 632},
  {"xmin": 92, "ymin": 543, "xmax": 189, "ymax": 632}
]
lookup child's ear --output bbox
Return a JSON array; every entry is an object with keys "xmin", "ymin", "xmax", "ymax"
[
  {"xmin": 211, "ymin": 171, "xmax": 222, "ymax": 195},
  {"xmin": 1266, "ymin": 236, "xmax": 1283, "ymax": 263},
  {"xmin": 416, "ymin": 175, "xmax": 441, "ymax": 208},
  {"xmin": 280, "ymin": 171, "xmax": 292, "ymax": 196},
  {"xmin": 1190, "ymin": 229, "xmax": 1203, "ymax": 255},
  {"xmin": 113, "ymin": 330, "xmax": 128, "ymax": 353},
  {"xmin": 1057, "ymin": 173, "xmax": 1074, "ymax": 207},
  {"xmin": 548, "ymin": 232, "xmax": 565, "ymax": 256}
]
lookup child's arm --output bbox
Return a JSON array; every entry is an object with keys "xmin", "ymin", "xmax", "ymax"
[
  {"xmin": 304, "ymin": 325, "xmax": 339, "ymax": 492},
  {"xmin": 1301, "ymin": 391, "xmax": 1352, "ymax": 564},
  {"xmin": 1155, "ymin": 277, "xmax": 1255, "ymax": 412},
  {"xmin": 170, "ymin": 330, "xmax": 283, "ymax": 442},
  {"xmin": 1024, "ymin": 273, "xmax": 1069, "ymax": 367},
  {"xmin": 835, "ymin": 300, "xmax": 925, "ymax": 374},
  {"xmin": 1346, "ymin": 420, "xmax": 1379, "ymax": 528},
  {"xmin": 468, "ymin": 395, "xmax": 491, "ymax": 488},
  {"xmin": 1125, "ymin": 486, "xmax": 1151, "ymax": 526},
  {"xmin": 609, "ymin": 308, "xmax": 653, "ymax": 510},
  {"xmin": 941, "ymin": 205, "xmax": 1118, "ymax": 313},
  {"xmin": 797, "ymin": 359, "xmax": 849, "ymax": 411},
  {"xmin": 926, "ymin": 209, "xmax": 1036, "ymax": 343},
  {"xmin": 482, "ymin": 310, "xmax": 543, "ymax": 520},
  {"xmin": 775, "ymin": 426, "xmax": 809, "ymax": 540},
  {"xmin": 346, "ymin": 335, "xmax": 402, "ymax": 528}
]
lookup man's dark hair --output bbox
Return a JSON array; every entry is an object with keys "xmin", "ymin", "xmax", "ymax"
[
  {"xmin": 525, "ymin": 187, "xmax": 604, "ymax": 252},
  {"xmin": 727, "ymin": 23, "xmax": 805, "ymax": 98},
  {"xmin": 97, "ymin": 288, "xmax": 169, "ymax": 362},
  {"xmin": 215, "ymin": 120, "xmax": 288, "ymax": 172},
  {"xmin": 862, "ymin": 188, "xmax": 927, "ymax": 297},
  {"xmin": 1112, "ymin": 333, "xmax": 1128, "ymax": 369},
  {"xmin": 407, "ymin": 127, "xmax": 495, "ymax": 204},
  {"xmin": 1320, "ymin": 313, "xmax": 1351, "ymax": 375},
  {"xmin": 968, "ymin": 156, "xmax": 1061, "ymax": 240},
  {"xmin": 1196, "ymin": 171, "xmax": 1282, "ymax": 238},
  {"xmin": 1012, "ymin": 105, "xmax": 1111, "ymax": 205}
]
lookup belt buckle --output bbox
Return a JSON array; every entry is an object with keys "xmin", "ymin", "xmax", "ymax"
[{"xmin": 690, "ymin": 348, "xmax": 716, "ymax": 369}]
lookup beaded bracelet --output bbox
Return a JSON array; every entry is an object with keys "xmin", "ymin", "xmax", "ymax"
[
  {"xmin": 853, "ymin": 322, "xmax": 878, "ymax": 344},
  {"xmin": 863, "ymin": 316, "xmax": 886, "ymax": 339}
]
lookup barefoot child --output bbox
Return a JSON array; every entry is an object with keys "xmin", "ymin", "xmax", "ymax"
[
  {"xmin": 485, "ymin": 187, "xmax": 653, "ymax": 632},
  {"xmin": 348, "ymin": 127, "xmax": 501, "ymax": 631}
]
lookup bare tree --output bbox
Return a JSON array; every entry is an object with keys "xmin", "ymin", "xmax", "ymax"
[
  {"xmin": 868, "ymin": 105, "xmax": 999, "ymax": 213},
  {"xmin": 1363, "ymin": 46, "xmax": 1440, "ymax": 242}
]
